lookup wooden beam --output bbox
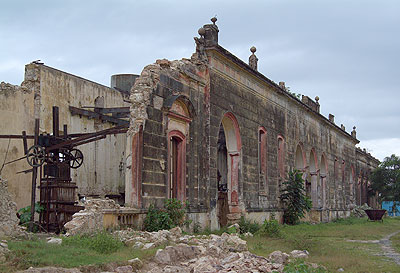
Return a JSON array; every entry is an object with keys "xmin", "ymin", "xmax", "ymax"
[{"xmin": 69, "ymin": 106, "xmax": 129, "ymax": 126}]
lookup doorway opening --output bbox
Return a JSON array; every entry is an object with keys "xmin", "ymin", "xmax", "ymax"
[{"xmin": 216, "ymin": 112, "xmax": 241, "ymax": 227}]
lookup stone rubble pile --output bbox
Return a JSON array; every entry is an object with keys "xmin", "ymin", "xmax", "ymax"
[
  {"xmin": 0, "ymin": 178, "xmax": 26, "ymax": 238},
  {"xmin": 114, "ymin": 227, "xmax": 310, "ymax": 273},
  {"xmin": 64, "ymin": 198, "xmax": 120, "ymax": 236}
]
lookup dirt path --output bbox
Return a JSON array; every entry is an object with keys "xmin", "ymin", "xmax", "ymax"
[
  {"xmin": 347, "ymin": 230, "xmax": 400, "ymax": 265},
  {"xmin": 379, "ymin": 231, "xmax": 400, "ymax": 265}
]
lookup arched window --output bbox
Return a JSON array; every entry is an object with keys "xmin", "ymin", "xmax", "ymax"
[
  {"xmin": 277, "ymin": 135, "xmax": 285, "ymax": 178},
  {"xmin": 258, "ymin": 127, "xmax": 267, "ymax": 194}
]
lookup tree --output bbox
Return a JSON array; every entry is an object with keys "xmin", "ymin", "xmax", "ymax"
[
  {"xmin": 371, "ymin": 154, "xmax": 400, "ymax": 213},
  {"xmin": 280, "ymin": 169, "xmax": 312, "ymax": 225}
]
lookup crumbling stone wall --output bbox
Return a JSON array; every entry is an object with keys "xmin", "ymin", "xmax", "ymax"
[
  {"xmin": 0, "ymin": 178, "xmax": 25, "ymax": 237},
  {"xmin": 125, "ymin": 55, "xmax": 210, "ymax": 210},
  {"xmin": 0, "ymin": 82, "xmax": 36, "ymax": 209}
]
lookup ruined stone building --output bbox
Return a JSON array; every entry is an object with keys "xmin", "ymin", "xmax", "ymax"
[{"xmin": 0, "ymin": 18, "xmax": 379, "ymax": 229}]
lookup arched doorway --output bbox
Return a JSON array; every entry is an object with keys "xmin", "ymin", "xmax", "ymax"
[{"xmin": 217, "ymin": 112, "xmax": 241, "ymax": 226}]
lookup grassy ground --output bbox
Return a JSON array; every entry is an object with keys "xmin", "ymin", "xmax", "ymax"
[
  {"xmin": 246, "ymin": 217, "xmax": 400, "ymax": 273},
  {"xmin": 0, "ymin": 232, "xmax": 159, "ymax": 273}
]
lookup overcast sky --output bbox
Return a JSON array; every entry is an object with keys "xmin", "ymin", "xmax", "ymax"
[{"xmin": 1, "ymin": 0, "xmax": 399, "ymax": 161}]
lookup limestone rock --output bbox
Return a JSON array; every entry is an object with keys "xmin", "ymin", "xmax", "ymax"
[
  {"xmin": 268, "ymin": 250, "xmax": 289, "ymax": 265},
  {"xmin": 290, "ymin": 249, "xmax": 309, "ymax": 259},
  {"xmin": 223, "ymin": 234, "xmax": 248, "ymax": 252},
  {"xmin": 169, "ymin": 226, "xmax": 182, "ymax": 238},
  {"xmin": 47, "ymin": 237, "xmax": 62, "ymax": 245},
  {"xmin": 142, "ymin": 242, "xmax": 155, "ymax": 250},
  {"xmin": 128, "ymin": 257, "xmax": 143, "ymax": 270},
  {"xmin": 154, "ymin": 248, "xmax": 173, "ymax": 264}
]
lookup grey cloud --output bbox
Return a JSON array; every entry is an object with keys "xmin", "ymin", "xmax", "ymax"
[{"xmin": 1, "ymin": 0, "xmax": 399, "ymax": 144}]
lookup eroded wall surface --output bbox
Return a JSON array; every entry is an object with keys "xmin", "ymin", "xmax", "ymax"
[
  {"xmin": 0, "ymin": 82, "xmax": 35, "ymax": 209},
  {"xmin": 0, "ymin": 64, "xmax": 129, "ymax": 209}
]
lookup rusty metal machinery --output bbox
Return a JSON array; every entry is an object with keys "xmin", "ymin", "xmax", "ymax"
[{"xmin": 0, "ymin": 105, "xmax": 129, "ymax": 232}]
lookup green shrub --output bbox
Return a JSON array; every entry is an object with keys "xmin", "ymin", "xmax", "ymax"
[
  {"xmin": 280, "ymin": 170, "xmax": 312, "ymax": 225},
  {"xmin": 143, "ymin": 199, "xmax": 188, "ymax": 232},
  {"xmin": 238, "ymin": 216, "xmax": 261, "ymax": 234},
  {"xmin": 63, "ymin": 231, "xmax": 123, "ymax": 254},
  {"xmin": 143, "ymin": 204, "xmax": 173, "ymax": 232},
  {"xmin": 17, "ymin": 202, "xmax": 44, "ymax": 232},
  {"xmin": 17, "ymin": 203, "xmax": 44, "ymax": 225},
  {"xmin": 256, "ymin": 214, "xmax": 281, "ymax": 238},
  {"xmin": 164, "ymin": 198, "xmax": 187, "ymax": 227}
]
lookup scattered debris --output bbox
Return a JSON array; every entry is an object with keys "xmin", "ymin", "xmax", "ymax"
[{"xmin": 64, "ymin": 198, "xmax": 120, "ymax": 236}]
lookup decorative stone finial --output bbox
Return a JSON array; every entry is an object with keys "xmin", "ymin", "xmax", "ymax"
[
  {"xmin": 211, "ymin": 17, "xmax": 217, "ymax": 25},
  {"xmin": 328, "ymin": 114, "xmax": 335, "ymax": 123},
  {"xmin": 249, "ymin": 46, "xmax": 258, "ymax": 71},
  {"xmin": 198, "ymin": 27, "xmax": 205, "ymax": 36},
  {"xmin": 314, "ymin": 96, "xmax": 320, "ymax": 112},
  {"xmin": 351, "ymin": 126, "xmax": 357, "ymax": 138}
]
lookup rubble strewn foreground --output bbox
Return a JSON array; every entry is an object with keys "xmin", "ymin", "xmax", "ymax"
[
  {"xmin": 15, "ymin": 226, "xmax": 319, "ymax": 273},
  {"xmin": 116, "ymin": 227, "xmax": 312, "ymax": 273}
]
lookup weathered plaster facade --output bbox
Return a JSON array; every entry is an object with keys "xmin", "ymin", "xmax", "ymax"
[{"xmin": 0, "ymin": 64, "xmax": 129, "ymax": 209}]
